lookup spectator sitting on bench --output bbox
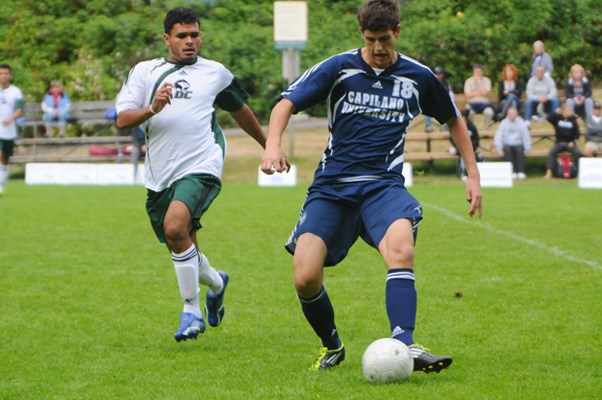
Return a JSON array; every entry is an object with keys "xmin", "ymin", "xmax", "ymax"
[
  {"xmin": 584, "ymin": 101, "xmax": 602, "ymax": 157},
  {"xmin": 524, "ymin": 65, "xmax": 559, "ymax": 128},
  {"xmin": 497, "ymin": 63, "xmax": 523, "ymax": 120},
  {"xmin": 41, "ymin": 80, "xmax": 71, "ymax": 138},
  {"xmin": 544, "ymin": 103, "xmax": 581, "ymax": 179},
  {"xmin": 564, "ymin": 64, "xmax": 594, "ymax": 121},
  {"xmin": 464, "ymin": 64, "xmax": 497, "ymax": 130}
]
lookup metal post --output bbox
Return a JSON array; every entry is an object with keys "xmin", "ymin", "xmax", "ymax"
[{"xmin": 282, "ymin": 48, "xmax": 300, "ymax": 158}]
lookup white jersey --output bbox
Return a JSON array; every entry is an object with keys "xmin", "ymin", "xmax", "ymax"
[
  {"xmin": 116, "ymin": 56, "xmax": 247, "ymax": 191},
  {"xmin": 0, "ymin": 84, "xmax": 24, "ymax": 140}
]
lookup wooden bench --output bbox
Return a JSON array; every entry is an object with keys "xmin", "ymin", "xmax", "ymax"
[
  {"xmin": 17, "ymin": 100, "xmax": 116, "ymax": 138},
  {"xmin": 12, "ymin": 136, "xmax": 134, "ymax": 164},
  {"xmin": 404, "ymin": 121, "xmax": 555, "ymax": 165}
]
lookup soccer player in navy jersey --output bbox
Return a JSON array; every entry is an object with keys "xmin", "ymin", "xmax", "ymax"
[{"xmin": 261, "ymin": 0, "xmax": 482, "ymax": 372}]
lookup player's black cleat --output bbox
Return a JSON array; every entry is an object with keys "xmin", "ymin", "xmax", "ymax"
[
  {"xmin": 310, "ymin": 343, "xmax": 346, "ymax": 371},
  {"xmin": 409, "ymin": 344, "xmax": 452, "ymax": 373}
]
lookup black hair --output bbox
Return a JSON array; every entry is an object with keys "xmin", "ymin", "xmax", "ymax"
[
  {"xmin": 357, "ymin": 0, "xmax": 400, "ymax": 32},
  {"xmin": 0, "ymin": 63, "xmax": 12, "ymax": 72},
  {"xmin": 163, "ymin": 7, "xmax": 200, "ymax": 34}
]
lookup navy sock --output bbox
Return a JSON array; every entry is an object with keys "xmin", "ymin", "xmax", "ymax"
[
  {"xmin": 386, "ymin": 268, "xmax": 417, "ymax": 346},
  {"xmin": 298, "ymin": 287, "xmax": 341, "ymax": 350}
]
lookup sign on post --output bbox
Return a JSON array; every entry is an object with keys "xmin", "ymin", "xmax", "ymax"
[
  {"xmin": 274, "ymin": 1, "xmax": 308, "ymax": 51},
  {"xmin": 274, "ymin": 1, "xmax": 307, "ymax": 83}
]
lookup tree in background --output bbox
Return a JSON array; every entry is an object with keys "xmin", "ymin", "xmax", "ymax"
[{"xmin": 0, "ymin": 0, "xmax": 600, "ymax": 123}]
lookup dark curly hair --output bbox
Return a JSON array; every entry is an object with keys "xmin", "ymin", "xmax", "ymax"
[
  {"xmin": 357, "ymin": 0, "xmax": 400, "ymax": 32},
  {"xmin": 164, "ymin": 7, "xmax": 200, "ymax": 34}
]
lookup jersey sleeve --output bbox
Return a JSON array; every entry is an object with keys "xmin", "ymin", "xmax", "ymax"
[
  {"xmin": 420, "ymin": 72, "xmax": 459, "ymax": 124},
  {"xmin": 214, "ymin": 77, "xmax": 249, "ymax": 112},
  {"xmin": 116, "ymin": 63, "xmax": 148, "ymax": 113},
  {"xmin": 279, "ymin": 55, "xmax": 339, "ymax": 112},
  {"xmin": 15, "ymin": 87, "xmax": 24, "ymax": 110}
]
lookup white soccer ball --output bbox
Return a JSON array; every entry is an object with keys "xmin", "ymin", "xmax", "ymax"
[{"xmin": 361, "ymin": 338, "xmax": 413, "ymax": 383}]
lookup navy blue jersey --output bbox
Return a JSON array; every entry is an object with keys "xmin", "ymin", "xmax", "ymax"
[{"xmin": 280, "ymin": 49, "xmax": 459, "ymax": 184}]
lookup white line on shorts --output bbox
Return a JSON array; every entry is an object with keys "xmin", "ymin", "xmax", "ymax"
[{"xmin": 423, "ymin": 202, "xmax": 601, "ymax": 271}]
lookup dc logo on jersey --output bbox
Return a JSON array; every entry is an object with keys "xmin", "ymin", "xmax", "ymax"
[{"xmin": 174, "ymin": 79, "xmax": 192, "ymax": 99}]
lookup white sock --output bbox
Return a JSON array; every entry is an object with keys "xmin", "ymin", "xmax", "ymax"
[
  {"xmin": 0, "ymin": 165, "xmax": 9, "ymax": 185},
  {"xmin": 198, "ymin": 252, "xmax": 223, "ymax": 295},
  {"xmin": 172, "ymin": 244, "xmax": 201, "ymax": 317}
]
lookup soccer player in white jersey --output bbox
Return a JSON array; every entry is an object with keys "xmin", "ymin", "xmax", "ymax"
[
  {"xmin": 262, "ymin": 0, "xmax": 483, "ymax": 372},
  {"xmin": 116, "ymin": 7, "xmax": 267, "ymax": 342},
  {"xmin": 0, "ymin": 64, "xmax": 24, "ymax": 195}
]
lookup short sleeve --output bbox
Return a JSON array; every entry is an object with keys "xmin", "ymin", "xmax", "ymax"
[
  {"xmin": 420, "ymin": 73, "xmax": 458, "ymax": 124},
  {"xmin": 116, "ymin": 64, "xmax": 147, "ymax": 113},
  {"xmin": 279, "ymin": 55, "xmax": 339, "ymax": 112},
  {"xmin": 214, "ymin": 77, "xmax": 249, "ymax": 112}
]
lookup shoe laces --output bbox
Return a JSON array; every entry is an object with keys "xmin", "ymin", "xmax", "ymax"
[
  {"xmin": 310, "ymin": 347, "xmax": 329, "ymax": 370},
  {"xmin": 409, "ymin": 343, "xmax": 431, "ymax": 355}
]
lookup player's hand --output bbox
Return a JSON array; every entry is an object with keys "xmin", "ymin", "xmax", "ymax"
[
  {"xmin": 151, "ymin": 83, "xmax": 174, "ymax": 114},
  {"xmin": 465, "ymin": 175, "xmax": 483, "ymax": 218},
  {"xmin": 261, "ymin": 146, "xmax": 289, "ymax": 175}
]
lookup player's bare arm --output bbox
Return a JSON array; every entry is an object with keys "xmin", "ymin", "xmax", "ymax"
[
  {"xmin": 2, "ymin": 107, "xmax": 22, "ymax": 126},
  {"xmin": 261, "ymin": 99, "xmax": 294, "ymax": 174},
  {"xmin": 448, "ymin": 116, "xmax": 483, "ymax": 218},
  {"xmin": 116, "ymin": 83, "xmax": 174, "ymax": 129},
  {"xmin": 229, "ymin": 104, "xmax": 267, "ymax": 149}
]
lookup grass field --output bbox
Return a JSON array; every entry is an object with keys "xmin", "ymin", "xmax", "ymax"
[{"xmin": 0, "ymin": 178, "xmax": 600, "ymax": 399}]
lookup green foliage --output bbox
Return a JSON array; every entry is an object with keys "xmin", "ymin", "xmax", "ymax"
[
  {"xmin": 397, "ymin": 0, "xmax": 602, "ymax": 89},
  {"xmin": 0, "ymin": 0, "xmax": 600, "ymax": 121}
]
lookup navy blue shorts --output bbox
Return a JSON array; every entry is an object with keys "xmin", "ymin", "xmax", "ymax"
[{"xmin": 285, "ymin": 178, "xmax": 422, "ymax": 266}]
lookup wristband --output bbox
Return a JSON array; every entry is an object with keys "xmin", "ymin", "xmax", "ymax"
[{"xmin": 149, "ymin": 104, "xmax": 157, "ymax": 115}]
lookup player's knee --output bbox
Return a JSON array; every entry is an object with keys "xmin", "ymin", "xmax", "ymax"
[
  {"xmin": 293, "ymin": 268, "xmax": 322, "ymax": 297},
  {"xmin": 383, "ymin": 243, "xmax": 415, "ymax": 267},
  {"xmin": 164, "ymin": 220, "xmax": 189, "ymax": 245}
]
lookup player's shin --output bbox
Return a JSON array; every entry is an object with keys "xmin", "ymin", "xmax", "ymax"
[
  {"xmin": 0, "ymin": 164, "xmax": 9, "ymax": 185},
  {"xmin": 198, "ymin": 251, "xmax": 223, "ymax": 295},
  {"xmin": 172, "ymin": 244, "xmax": 201, "ymax": 316},
  {"xmin": 386, "ymin": 268, "xmax": 417, "ymax": 345},
  {"xmin": 298, "ymin": 286, "xmax": 341, "ymax": 350}
]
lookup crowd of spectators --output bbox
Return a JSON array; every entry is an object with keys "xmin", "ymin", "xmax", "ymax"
[{"xmin": 427, "ymin": 40, "xmax": 600, "ymax": 179}]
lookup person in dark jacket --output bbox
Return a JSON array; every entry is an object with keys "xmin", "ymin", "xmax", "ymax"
[
  {"xmin": 450, "ymin": 108, "xmax": 485, "ymax": 179},
  {"xmin": 544, "ymin": 103, "xmax": 581, "ymax": 178}
]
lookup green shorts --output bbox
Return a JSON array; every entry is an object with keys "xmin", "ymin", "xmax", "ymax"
[
  {"xmin": 0, "ymin": 139, "xmax": 15, "ymax": 158},
  {"xmin": 146, "ymin": 173, "xmax": 222, "ymax": 243}
]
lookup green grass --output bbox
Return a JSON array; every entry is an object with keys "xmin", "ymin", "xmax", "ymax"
[{"xmin": 0, "ymin": 180, "xmax": 600, "ymax": 399}]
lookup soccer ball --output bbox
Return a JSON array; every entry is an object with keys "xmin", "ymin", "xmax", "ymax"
[{"xmin": 361, "ymin": 338, "xmax": 413, "ymax": 383}]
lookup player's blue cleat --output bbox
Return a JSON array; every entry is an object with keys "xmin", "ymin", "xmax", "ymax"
[
  {"xmin": 174, "ymin": 312, "xmax": 206, "ymax": 342},
  {"xmin": 205, "ymin": 270, "xmax": 229, "ymax": 327}
]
